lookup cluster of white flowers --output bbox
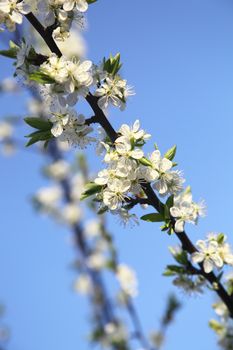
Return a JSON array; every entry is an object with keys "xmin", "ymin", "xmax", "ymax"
[
  {"xmin": 191, "ymin": 234, "xmax": 233, "ymax": 274},
  {"xmin": 95, "ymin": 75, "xmax": 134, "ymax": 111},
  {"xmin": 93, "ymin": 120, "xmax": 202, "ymax": 233},
  {"xmin": 102, "ymin": 322, "xmax": 128, "ymax": 348},
  {"xmin": 74, "ymin": 274, "xmax": 93, "ymax": 295},
  {"xmin": 0, "ymin": 0, "xmax": 30, "ymax": 32},
  {"xmin": 36, "ymin": 0, "xmax": 88, "ymax": 40},
  {"xmin": 170, "ymin": 188, "xmax": 205, "ymax": 233},
  {"xmin": 94, "ymin": 120, "xmax": 151, "ymax": 210},
  {"xmin": 210, "ymin": 299, "xmax": 233, "ymax": 350},
  {"xmin": 0, "ymin": 0, "xmax": 89, "ymax": 39},
  {"xmin": 40, "ymin": 54, "xmax": 93, "ymax": 106},
  {"xmin": 50, "ymin": 105, "xmax": 95, "ymax": 147},
  {"xmin": 34, "ymin": 160, "xmax": 85, "ymax": 225}
]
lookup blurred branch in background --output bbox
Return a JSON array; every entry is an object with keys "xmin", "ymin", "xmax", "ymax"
[
  {"xmin": 0, "ymin": 305, "xmax": 9, "ymax": 350},
  {"xmin": 150, "ymin": 295, "xmax": 181, "ymax": 350}
]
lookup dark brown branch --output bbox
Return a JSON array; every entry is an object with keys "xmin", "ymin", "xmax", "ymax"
[
  {"xmin": 85, "ymin": 115, "xmax": 99, "ymax": 125},
  {"xmin": 25, "ymin": 13, "xmax": 62, "ymax": 57}
]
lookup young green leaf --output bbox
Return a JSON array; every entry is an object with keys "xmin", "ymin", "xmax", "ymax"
[
  {"xmin": 0, "ymin": 44, "xmax": 18, "ymax": 59},
  {"xmin": 217, "ymin": 233, "xmax": 225, "ymax": 245},
  {"xmin": 140, "ymin": 213, "xmax": 164, "ymax": 222},
  {"xmin": 26, "ymin": 130, "xmax": 53, "ymax": 147},
  {"xmin": 24, "ymin": 117, "xmax": 52, "ymax": 131},
  {"xmin": 164, "ymin": 145, "xmax": 177, "ymax": 161},
  {"xmin": 163, "ymin": 265, "xmax": 186, "ymax": 276},
  {"xmin": 139, "ymin": 157, "xmax": 152, "ymax": 166},
  {"xmin": 81, "ymin": 182, "xmax": 103, "ymax": 200},
  {"xmin": 29, "ymin": 71, "xmax": 55, "ymax": 84}
]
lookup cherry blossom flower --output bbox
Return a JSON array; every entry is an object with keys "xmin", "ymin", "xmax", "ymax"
[{"xmin": 191, "ymin": 240, "xmax": 223, "ymax": 273}]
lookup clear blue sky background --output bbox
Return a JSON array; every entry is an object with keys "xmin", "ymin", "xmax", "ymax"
[{"xmin": 1, "ymin": 0, "xmax": 233, "ymax": 349}]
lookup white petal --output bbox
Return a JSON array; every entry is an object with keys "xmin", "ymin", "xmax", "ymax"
[
  {"xmin": 161, "ymin": 158, "xmax": 173, "ymax": 172},
  {"xmin": 212, "ymin": 254, "xmax": 223, "ymax": 268},
  {"xmin": 174, "ymin": 219, "xmax": 184, "ymax": 233},
  {"xmin": 51, "ymin": 122, "xmax": 63, "ymax": 137},
  {"xmin": 191, "ymin": 252, "xmax": 205, "ymax": 264},
  {"xmin": 203, "ymin": 259, "xmax": 214, "ymax": 273},
  {"xmin": 170, "ymin": 207, "xmax": 181, "ymax": 218},
  {"xmin": 63, "ymin": 0, "xmax": 75, "ymax": 11},
  {"xmin": 130, "ymin": 148, "xmax": 144, "ymax": 159},
  {"xmin": 76, "ymin": 0, "xmax": 88, "ymax": 12},
  {"xmin": 133, "ymin": 120, "xmax": 140, "ymax": 132},
  {"xmin": 150, "ymin": 150, "xmax": 161, "ymax": 163}
]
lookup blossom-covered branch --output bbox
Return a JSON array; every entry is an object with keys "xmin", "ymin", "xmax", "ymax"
[{"xmin": 1, "ymin": 1, "xmax": 233, "ymax": 347}]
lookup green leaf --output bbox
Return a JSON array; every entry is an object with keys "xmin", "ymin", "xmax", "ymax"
[
  {"xmin": 170, "ymin": 248, "xmax": 188, "ymax": 265},
  {"xmin": 166, "ymin": 195, "xmax": 174, "ymax": 209},
  {"xmin": 0, "ymin": 46, "xmax": 18, "ymax": 59},
  {"xmin": 209, "ymin": 320, "xmax": 225, "ymax": 333},
  {"xmin": 217, "ymin": 233, "xmax": 225, "ymax": 245},
  {"xmin": 105, "ymin": 260, "xmax": 117, "ymax": 271},
  {"xmin": 164, "ymin": 145, "xmax": 177, "ymax": 161},
  {"xmin": 184, "ymin": 186, "xmax": 191, "ymax": 194},
  {"xmin": 103, "ymin": 53, "xmax": 122, "ymax": 76},
  {"xmin": 87, "ymin": 0, "xmax": 97, "ymax": 3},
  {"xmin": 140, "ymin": 213, "xmax": 164, "ymax": 222},
  {"xmin": 97, "ymin": 206, "xmax": 108, "ymax": 215},
  {"xmin": 26, "ymin": 130, "xmax": 52, "ymax": 147},
  {"xmin": 163, "ymin": 269, "xmax": 177, "ymax": 277},
  {"xmin": 139, "ymin": 157, "xmax": 152, "ymax": 166},
  {"xmin": 163, "ymin": 265, "xmax": 186, "ymax": 276},
  {"xmin": 24, "ymin": 117, "xmax": 52, "ymax": 131},
  {"xmin": 81, "ymin": 182, "xmax": 103, "ymax": 200},
  {"xmin": 164, "ymin": 195, "xmax": 174, "ymax": 220},
  {"xmin": 29, "ymin": 71, "xmax": 55, "ymax": 84}
]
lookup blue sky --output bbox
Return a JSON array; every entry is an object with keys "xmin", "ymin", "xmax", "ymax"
[{"xmin": 1, "ymin": 0, "xmax": 233, "ymax": 349}]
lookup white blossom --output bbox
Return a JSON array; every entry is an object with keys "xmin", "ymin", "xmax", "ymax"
[
  {"xmin": 208, "ymin": 233, "xmax": 233, "ymax": 266},
  {"xmin": 191, "ymin": 240, "xmax": 223, "ymax": 273},
  {"xmin": 59, "ymin": 113, "xmax": 95, "ymax": 148},
  {"xmin": 170, "ymin": 189, "xmax": 205, "ymax": 233},
  {"xmin": 35, "ymin": 186, "xmax": 62, "ymax": 207},
  {"xmin": 84, "ymin": 219, "xmax": 100, "ymax": 238},
  {"xmin": 103, "ymin": 323, "xmax": 128, "ymax": 346},
  {"xmin": 45, "ymin": 160, "xmax": 70, "ymax": 180},
  {"xmin": 95, "ymin": 76, "xmax": 132, "ymax": 110},
  {"xmin": 118, "ymin": 120, "xmax": 151, "ymax": 143},
  {"xmin": 116, "ymin": 264, "xmax": 138, "ymax": 297},
  {"xmin": 115, "ymin": 137, "xmax": 144, "ymax": 160},
  {"xmin": 87, "ymin": 252, "xmax": 106, "ymax": 270},
  {"xmin": 103, "ymin": 178, "xmax": 131, "ymax": 210},
  {"xmin": 74, "ymin": 274, "xmax": 92, "ymax": 295},
  {"xmin": 0, "ymin": 121, "xmax": 13, "ymax": 141},
  {"xmin": 50, "ymin": 108, "xmax": 70, "ymax": 137},
  {"xmin": 41, "ymin": 54, "xmax": 68, "ymax": 83},
  {"xmin": 0, "ymin": 0, "xmax": 30, "ymax": 31},
  {"xmin": 16, "ymin": 41, "xmax": 30, "ymax": 69},
  {"xmin": 62, "ymin": 203, "xmax": 82, "ymax": 224},
  {"xmin": 146, "ymin": 150, "xmax": 184, "ymax": 195}
]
